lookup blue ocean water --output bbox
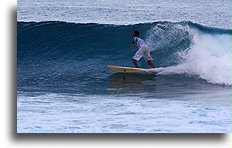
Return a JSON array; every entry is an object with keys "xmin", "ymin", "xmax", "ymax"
[{"xmin": 17, "ymin": 0, "xmax": 232, "ymax": 133}]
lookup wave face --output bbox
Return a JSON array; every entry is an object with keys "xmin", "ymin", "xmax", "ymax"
[{"xmin": 17, "ymin": 21, "xmax": 232, "ymax": 86}]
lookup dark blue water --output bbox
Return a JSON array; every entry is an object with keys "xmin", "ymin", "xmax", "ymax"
[
  {"xmin": 17, "ymin": 21, "xmax": 232, "ymax": 90},
  {"xmin": 17, "ymin": 21, "xmax": 232, "ymax": 133}
]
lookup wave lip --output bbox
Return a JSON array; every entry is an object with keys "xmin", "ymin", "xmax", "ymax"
[{"xmin": 151, "ymin": 24, "xmax": 231, "ymax": 86}]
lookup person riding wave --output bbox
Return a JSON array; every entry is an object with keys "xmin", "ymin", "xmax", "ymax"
[{"xmin": 131, "ymin": 30, "xmax": 156, "ymax": 68}]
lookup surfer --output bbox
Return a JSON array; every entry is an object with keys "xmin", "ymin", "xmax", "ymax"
[{"xmin": 131, "ymin": 30, "xmax": 156, "ymax": 68}]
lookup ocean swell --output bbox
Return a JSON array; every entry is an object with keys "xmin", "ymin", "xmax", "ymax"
[{"xmin": 17, "ymin": 21, "xmax": 232, "ymax": 86}]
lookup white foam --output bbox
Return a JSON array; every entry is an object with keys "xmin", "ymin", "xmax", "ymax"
[
  {"xmin": 156, "ymin": 31, "xmax": 232, "ymax": 86},
  {"xmin": 17, "ymin": 92, "xmax": 231, "ymax": 133}
]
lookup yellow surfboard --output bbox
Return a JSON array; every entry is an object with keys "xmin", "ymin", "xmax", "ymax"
[{"xmin": 107, "ymin": 65, "xmax": 145, "ymax": 73}]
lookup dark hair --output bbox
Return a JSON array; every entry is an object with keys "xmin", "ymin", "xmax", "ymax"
[{"xmin": 134, "ymin": 30, "xmax": 140, "ymax": 37}]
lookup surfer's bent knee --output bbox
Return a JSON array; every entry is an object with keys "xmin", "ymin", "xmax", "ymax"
[{"xmin": 132, "ymin": 58, "xmax": 137, "ymax": 61}]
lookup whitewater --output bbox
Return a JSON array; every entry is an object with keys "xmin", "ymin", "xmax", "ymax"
[
  {"xmin": 145, "ymin": 22, "xmax": 232, "ymax": 86},
  {"xmin": 17, "ymin": 0, "xmax": 232, "ymax": 133}
]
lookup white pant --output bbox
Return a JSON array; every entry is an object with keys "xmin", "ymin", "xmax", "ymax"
[{"xmin": 133, "ymin": 45, "xmax": 153, "ymax": 61}]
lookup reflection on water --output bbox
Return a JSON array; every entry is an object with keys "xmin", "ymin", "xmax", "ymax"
[
  {"xmin": 107, "ymin": 73, "xmax": 231, "ymax": 99},
  {"xmin": 107, "ymin": 73, "xmax": 157, "ymax": 94}
]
